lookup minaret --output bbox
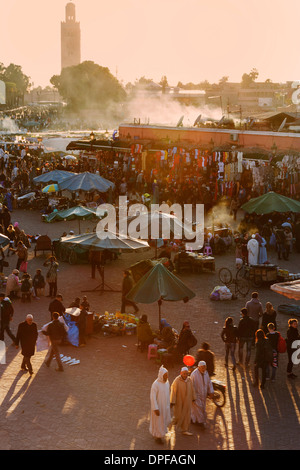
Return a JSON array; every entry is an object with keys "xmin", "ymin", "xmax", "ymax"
[{"xmin": 61, "ymin": 2, "xmax": 81, "ymax": 70}]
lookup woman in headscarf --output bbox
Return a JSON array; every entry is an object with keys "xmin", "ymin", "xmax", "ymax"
[{"xmin": 149, "ymin": 366, "xmax": 171, "ymax": 444}]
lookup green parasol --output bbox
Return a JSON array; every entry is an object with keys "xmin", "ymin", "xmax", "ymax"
[
  {"xmin": 126, "ymin": 262, "xmax": 195, "ymax": 329},
  {"xmin": 241, "ymin": 191, "xmax": 300, "ymax": 215}
]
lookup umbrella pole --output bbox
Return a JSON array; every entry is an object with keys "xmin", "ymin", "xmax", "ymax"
[
  {"xmin": 78, "ymin": 219, "xmax": 81, "ymax": 234},
  {"xmin": 158, "ymin": 298, "xmax": 162, "ymax": 331}
]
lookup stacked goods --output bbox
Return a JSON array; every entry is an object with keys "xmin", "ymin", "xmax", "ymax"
[{"xmin": 93, "ymin": 311, "xmax": 138, "ymax": 336}]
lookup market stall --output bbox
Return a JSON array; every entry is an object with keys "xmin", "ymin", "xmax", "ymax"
[{"xmin": 174, "ymin": 251, "xmax": 215, "ymax": 274}]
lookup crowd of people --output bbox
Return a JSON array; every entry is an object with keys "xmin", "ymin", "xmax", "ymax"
[
  {"xmin": 0, "ymin": 130, "xmax": 300, "ymax": 447},
  {"xmin": 147, "ymin": 291, "xmax": 300, "ymax": 445}
]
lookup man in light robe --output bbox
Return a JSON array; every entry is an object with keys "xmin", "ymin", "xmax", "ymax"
[
  {"xmin": 190, "ymin": 361, "xmax": 214, "ymax": 428},
  {"xmin": 247, "ymin": 235, "xmax": 259, "ymax": 265},
  {"xmin": 170, "ymin": 367, "xmax": 196, "ymax": 436},
  {"xmin": 149, "ymin": 366, "xmax": 171, "ymax": 444}
]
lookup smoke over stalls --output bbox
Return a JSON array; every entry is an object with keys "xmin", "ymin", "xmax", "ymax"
[{"xmin": 121, "ymin": 92, "xmax": 223, "ymax": 127}]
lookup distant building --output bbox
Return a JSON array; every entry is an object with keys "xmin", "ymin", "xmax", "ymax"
[{"xmin": 61, "ymin": 2, "xmax": 81, "ymax": 71}]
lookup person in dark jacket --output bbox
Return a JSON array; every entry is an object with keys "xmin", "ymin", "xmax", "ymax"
[
  {"xmin": 266, "ymin": 323, "xmax": 280, "ymax": 382},
  {"xmin": 49, "ymin": 294, "xmax": 65, "ymax": 320},
  {"xmin": 221, "ymin": 317, "xmax": 238, "ymax": 371},
  {"xmin": 175, "ymin": 321, "xmax": 198, "ymax": 358},
  {"xmin": 137, "ymin": 314, "xmax": 156, "ymax": 350},
  {"xmin": 286, "ymin": 318, "xmax": 300, "ymax": 379},
  {"xmin": 43, "ymin": 312, "xmax": 66, "ymax": 371},
  {"xmin": 15, "ymin": 314, "xmax": 38, "ymax": 375},
  {"xmin": 32, "ymin": 269, "xmax": 45, "ymax": 298},
  {"xmin": 253, "ymin": 329, "xmax": 271, "ymax": 389},
  {"xmin": 237, "ymin": 308, "xmax": 256, "ymax": 368},
  {"xmin": 0, "ymin": 292, "xmax": 16, "ymax": 344},
  {"xmin": 121, "ymin": 270, "xmax": 139, "ymax": 314},
  {"xmin": 261, "ymin": 302, "xmax": 277, "ymax": 334},
  {"xmin": 195, "ymin": 342, "xmax": 215, "ymax": 376},
  {"xmin": 77, "ymin": 303, "xmax": 88, "ymax": 347}
]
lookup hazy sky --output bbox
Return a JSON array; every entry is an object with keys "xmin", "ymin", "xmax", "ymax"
[{"xmin": 1, "ymin": 0, "xmax": 300, "ymax": 88}]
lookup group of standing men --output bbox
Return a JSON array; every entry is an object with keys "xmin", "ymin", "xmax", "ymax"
[{"xmin": 149, "ymin": 362, "xmax": 214, "ymax": 444}]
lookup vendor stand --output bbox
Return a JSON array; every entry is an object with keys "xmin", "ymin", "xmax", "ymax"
[
  {"xmin": 174, "ymin": 251, "xmax": 215, "ymax": 274},
  {"xmin": 270, "ymin": 279, "xmax": 300, "ymax": 317}
]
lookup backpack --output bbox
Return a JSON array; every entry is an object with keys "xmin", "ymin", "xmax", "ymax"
[{"xmin": 277, "ymin": 332, "xmax": 287, "ymax": 353}]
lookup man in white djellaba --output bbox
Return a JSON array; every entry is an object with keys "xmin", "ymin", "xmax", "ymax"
[
  {"xmin": 247, "ymin": 234, "xmax": 259, "ymax": 265},
  {"xmin": 149, "ymin": 365, "xmax": 171, "ymax": 444},
  {"xmin": 190, "ymin": 361, "xmax": 214, "ymax": 428}
]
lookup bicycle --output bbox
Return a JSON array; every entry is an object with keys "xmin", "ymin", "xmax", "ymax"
[
  {"xmin": 218, "ymin": 266, "xmax": 250, "ymax": 298},
  {"xmin": 211, "ymin": 379, "xmax": 226, "ymax": 407}
]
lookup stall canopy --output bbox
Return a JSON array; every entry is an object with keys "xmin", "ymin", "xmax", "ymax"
[
  {"xmin": 125, "ymin": 211, "xmax": 195, "ymax": 257},
  {"xmin": 33, "ymin": 170, "xmax": 77, "ymax": 185},
  {"xmin": 43, "ymin": 205, "xmax": 100, "ymax": 233},
  {"xmin": 241, "ymin": 191, "xmax": 300, "ymax": 214},
  {"xmin": 59, "ymin": 231, "xmax": 149, "ymax": 252},
  {"xmin": 58, "ymin": 171, "xmax": 115, "ymax": 193},
  {"xmin": 126, "ymin": 262, "xmax": 196, "ymax": 329}
]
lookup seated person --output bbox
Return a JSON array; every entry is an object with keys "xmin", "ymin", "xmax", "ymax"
[
  {"xmin": 32, "ymin": 269, "xmax": 45, "ymax": 297},
  {"xmin": 155, "ymin": 320, "xmax": 179, "ymax": 353},
  {"xmin": 137, "ymin": 314, "xmax": 156, "ymax": 349},
  {"xmin": 21, "ymin": 273, "xmax": 32, "ymax": 302},
  {"xmin": 6, "ymin": 269, "xmax": 21, "ymax": 298},
  {"xmin": 195, "ymin": 342, "xmax": 215, "ymax": 376}
]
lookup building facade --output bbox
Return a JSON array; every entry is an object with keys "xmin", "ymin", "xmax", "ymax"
[{"xmin": 61, "ymin": 2, "xmax": 81, "ymax": 71}]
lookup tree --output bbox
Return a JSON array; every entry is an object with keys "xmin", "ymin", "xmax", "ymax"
[
  {"xmin": 0, "ymin": 63, "xmax": 31, "ymax": 106},
  {"xmin": 241, "ymin": 68, "xmax": 259, "ymax": 87},
  {"xmin": 159, "ymin": 75, "xmax": 169, "ymax": 93},
  {"xmin": 219, "ymin": 76, "xmax": 229, "ymax": 86},
  {"xmin": 50, "ymin": 61, "xmax": 126, "ymax": 110}
]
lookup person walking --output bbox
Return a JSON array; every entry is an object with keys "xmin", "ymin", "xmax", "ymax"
[
  {"xmin": 121, "ymin": 270, "xmax": 139, "ymax": 314},
  {"xmin": 245, "ymin": 292, "xmax": 263, "ymax": 333},
  {"xmin": 266, "ymin": 323, "xmax": 280, "ymax": 382},
  {"xmin": 43, "ymin": 256, "xmax": 59, "ymax": 298},
  {"xmin": 149, "ymin": 365, "xmax": 172, "ymax": 444},
  {"xmin": 0, "ymin": 292, "xmax": 16, "ymax": 345},
  {"xmin": 175, "ymin": 321, "xmax": 198, "ymax": 359},
  {"xmin": 43, "ymin": 312, "xmax": 66, "ymax": 372},
  {"xmin": 195, "ymin": 342, "xmax": 215, "ymax": 376},
  {"xmin": 237, "ymin": 308, "xmax": 256, "ymax": 368},
  {"xmin": 221, "ymin": 317, "xmax": 238, "ymax": 371},
  {"xmin": 15, "ymin": 314, "xmax": 38, "ymax": 375},
  {"xmin": 190, "ymin": 361, "xmax": 214, "ymax": 429},
  {"xmin": 253, "ymin": 329, "xmax": 272, "ymax": 390},
  {"xmin": 286, "ymin": 318, "xmax": 300, "ymax": 379},
  {"xmin": 170, "ymin": 366, "xmax": 196, "ymax": 436},
  {"xmin": 261, "ymin": 302, "xmax": 277, "ymax": 334}
]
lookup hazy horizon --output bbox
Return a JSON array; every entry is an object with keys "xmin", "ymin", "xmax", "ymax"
[{"xmin": 1, "ymin": 0, "xmax": 300, "ymax": 89}]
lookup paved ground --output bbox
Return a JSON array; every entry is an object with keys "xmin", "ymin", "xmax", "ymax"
[{"xmin": 0, "ymin": 208, "xmax": 299, "ymax": 451}]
